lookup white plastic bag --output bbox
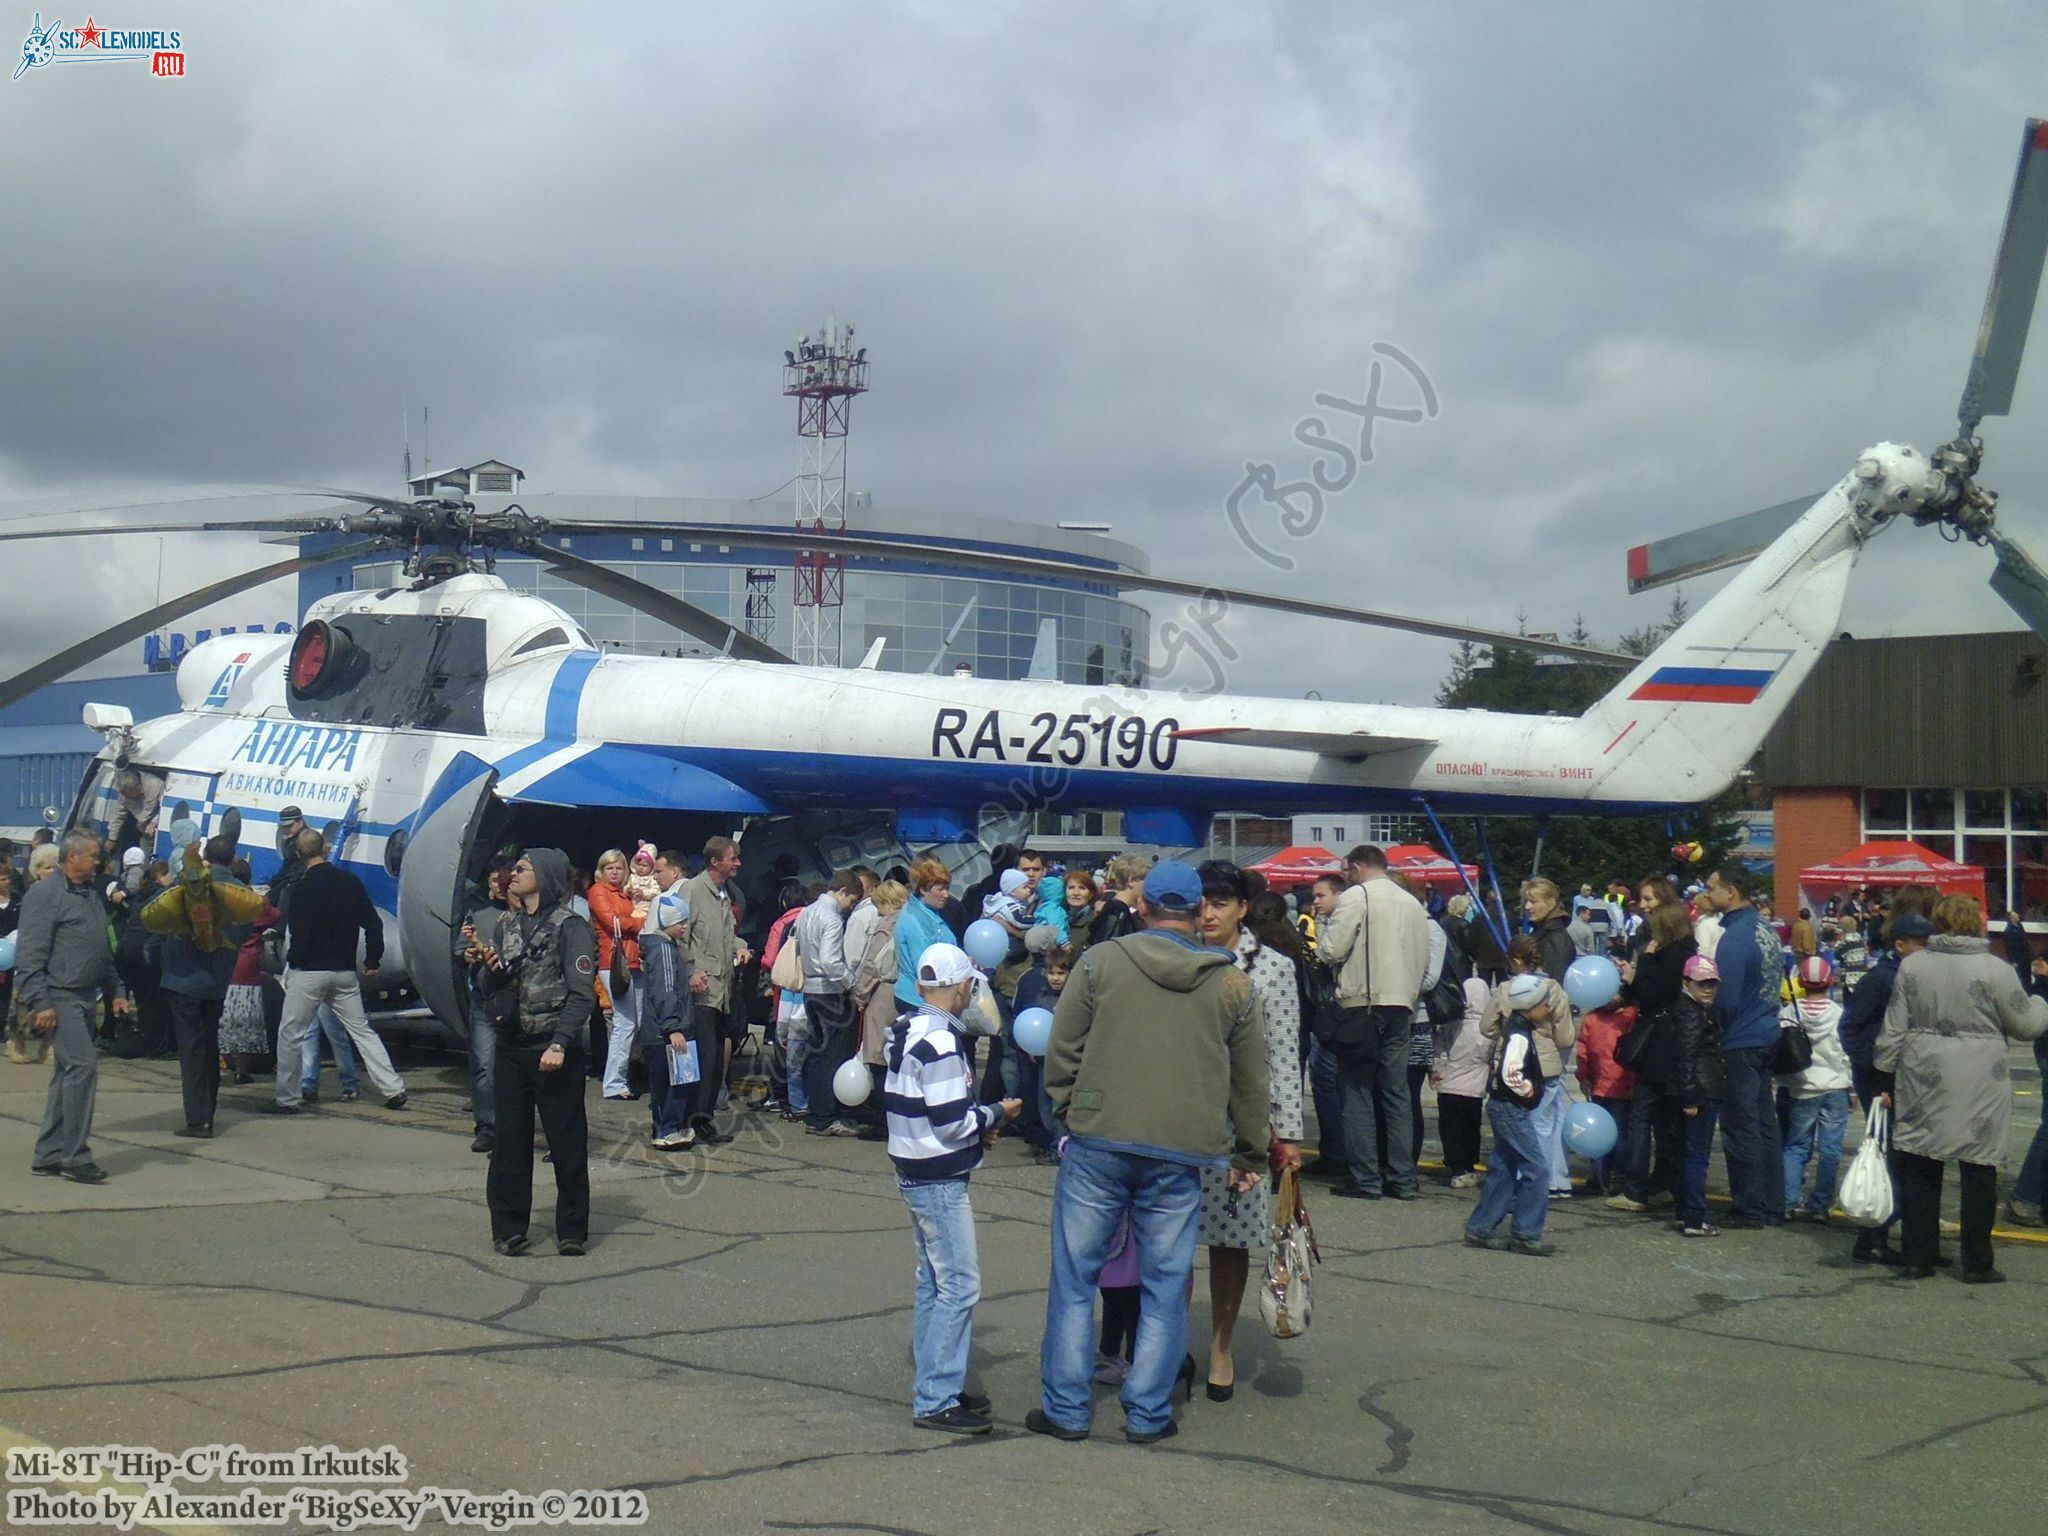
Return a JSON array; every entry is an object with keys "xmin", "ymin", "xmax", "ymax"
[{"xmin": 1839, "ymin": 1100, "xmax": 1894, "ymax": 1227}]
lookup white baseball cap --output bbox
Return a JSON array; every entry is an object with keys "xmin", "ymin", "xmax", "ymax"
[
  {"xmin": 916, "ymin": 942, "xmax": 986, "ymax": 988},
  {"xmin": 652, "ymin": 892, "xmax": 689, "ymax": 930},
  {"xmin": 1505, "ymin": 973, "xmax": 1549, "ymax": 1009},
  {"xmin": 998, "ymin": 868, "xmax": 1032, "ymax": 896}
]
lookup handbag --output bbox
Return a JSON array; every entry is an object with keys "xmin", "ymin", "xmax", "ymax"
[
  {"xmin": 1614, "ymin": 1011, "xmax": 1659, "ymax": 1070},
  {"xmin": 1258, "ymin": 1165, "xmax": 1320, "ymax": 1339},
  {"xmin": 1770, "ymin": 1018, "xmax": 1813, "ymax": 1076},
  {"xmin": 608, "ymin": 919, "xmax": 632, "ymax": 1000},
  {"xmin": 1839, "ymin": 1100, "xmax": 1895, "ymax": 1226},
  {"xmin": 769, "ymin": 929, "xmax": 804, "ymax": 992}
]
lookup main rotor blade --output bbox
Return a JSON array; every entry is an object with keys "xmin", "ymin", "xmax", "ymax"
[
  {"xmin": 1623, "ymin": 495, "xmax": 1820, "ymax": 594},
  {"xmin": 1959, "ymin": 118, "xmax": 2048, "ymax": 436},
  {"xmin": 0, "ymin": 516, "xmax": 352, "ymax": 544},
  {"xmin": 536, "ymin": 522, "xmax": 1632, "ymax": 665},
  {"xmin": 0, "ymin": 535, "xmax": 397, "ymax": 713},
  {"xmin": 534, "ymin": 544, "xmax": 793, "ymax": 664},
  {"xmin": 1987, "ymin": 522, "xmax": 2048, "ymax": 642},
  {"xmin": 0, "ymin": 483, "xmax": 406, "ymax": 529}
]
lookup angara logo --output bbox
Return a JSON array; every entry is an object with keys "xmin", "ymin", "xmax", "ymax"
[
  {"xmin": 13, "ymin": 12, "xmax": 185, "ymax": 80},
  {"xmin": 203, "ymin": 652, "xmax": 252, "ymax": 706}
]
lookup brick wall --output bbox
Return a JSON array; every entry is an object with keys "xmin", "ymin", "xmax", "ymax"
[{"xmin": 1772, "ymin": 786, "xmax": 1861, "ymax": 917}]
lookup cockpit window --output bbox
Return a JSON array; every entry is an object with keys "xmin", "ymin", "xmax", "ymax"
[{"xmin": 510, "ymin": 626, "xmax": 571, "ymax": 657}]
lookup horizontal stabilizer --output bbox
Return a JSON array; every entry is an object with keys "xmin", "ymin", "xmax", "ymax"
[{"xmin": 1171, "ymin": 725, "xmax": 1435, "ymax": 760}]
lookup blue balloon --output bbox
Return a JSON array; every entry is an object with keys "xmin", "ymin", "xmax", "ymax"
[
  {"xmin": 0, "ymin": 934, "xmax": 14, "ymax": 971},
  {"xmin": 963, "ymin": 918, "xmax": 1010, "ymax": 971},
  {"xmin": 1564, "ymin": 1101, "xmax": 1618, "ymax": 1159},
  {"xmin": 1562, "ymin": 954, "xmax": 1622, "ymax": 1013},
  {"xmin": 1013, "ymin": 1006, "xmax": 1054, "ymax": 1056}
]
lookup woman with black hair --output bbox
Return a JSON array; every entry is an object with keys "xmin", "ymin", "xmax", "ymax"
[{"xmin": 1193, "ymin": 860, "xmax": 1304, "ymax": 1401}]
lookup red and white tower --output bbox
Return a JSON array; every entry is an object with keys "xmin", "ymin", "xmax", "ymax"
[{"xmin": 782, "ymin": 317, "xmax": 870, "ymax": 667}]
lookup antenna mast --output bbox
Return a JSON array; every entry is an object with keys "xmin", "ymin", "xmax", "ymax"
[{"xmin": 782, "ymin": 317, "xmax": 869, "ymax": 667}]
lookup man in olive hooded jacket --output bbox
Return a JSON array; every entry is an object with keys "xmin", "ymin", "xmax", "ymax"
[{"xmin": 1034, "ymin": 860, "xmax": 1270, "ymax": 1446}]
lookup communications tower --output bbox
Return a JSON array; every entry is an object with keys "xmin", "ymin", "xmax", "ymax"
[{"xmin": 782, "ymin": 318, "xmax": 869, "ymax": 667}]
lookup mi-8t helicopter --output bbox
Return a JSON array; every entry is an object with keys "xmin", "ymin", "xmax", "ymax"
[{"xmin": 2, "ymin": 120, "xmax": 2043, "ymax": 1039}]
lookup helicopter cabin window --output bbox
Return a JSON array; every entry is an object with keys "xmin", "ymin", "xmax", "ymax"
[{"xmin": 510, "ymin": 627, "xmax": 572, "ymax": 658}]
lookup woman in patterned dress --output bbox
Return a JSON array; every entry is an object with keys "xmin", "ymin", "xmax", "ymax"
[{"xmin": 1195, "ymin": 860, "xmax": 1305, "ymax": 1400}]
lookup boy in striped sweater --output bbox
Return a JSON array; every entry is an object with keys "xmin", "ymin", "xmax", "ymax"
[{"xmin": 886, "ymin": 941, "xmax": 1022, "ymax": 1435}]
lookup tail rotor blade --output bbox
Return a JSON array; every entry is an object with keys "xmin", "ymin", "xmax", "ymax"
[{"xmin": 1959, "ymin": 118, "xmax": 2048, "ymax": 436}]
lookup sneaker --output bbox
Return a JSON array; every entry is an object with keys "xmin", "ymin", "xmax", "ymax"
[
  {"xmin": 1033, "ymin": 1148, "xmax": 1062, "ymax": 1167},
  {"xmin": 1024, "ymin": 1408, "xmax": 1088, "ymax": 1442},
  {"xmin": 1546, "ymin": 1189, "xmax": 1573, "ymax": 1203},
  {"xmin": 957, "ymin": 1392, "xmax": 991, "ymax": 1415},
  {"xmin": 912, "ymin": 1404, "xmax": 992, "ymax": 1436},
  {"xmin": 1328, "ymin": 1183, "xmax": 1381, "ymax": 1200},
  {"xmin": 301, "ymin": 1089, "xmax": 319, "ymax": 1103},
  {"xmin": 2003, "ymin": 1199, "xmax": 2044, "ymax": 1228},
  {"xmin": 1682, "ymin": 1221, "xmax": 1721, "ymax": 1238},
  {"xmin": 260, "ymin": 1102, "xmax": 306, "ymax": 1115},
  {"xmin": 1124, "ymin": 1419, "xmax": 1180, "ymax": 1446},
  {"xmin": 174, "ymin": 1124, "xmax": 213, "ymax": 1139},
  {"xmin": 758, "ymin": 1097, "xmax": 785, "ymax": 1114},
  {"xmin": 493, "ymin": 1235, "xmax": 530, "ymax": 1257},
  {"xmin": 384, "ymin": 1093, "xmax": 408, "ymax": 1111},
  {"xmin": 1448, "ymin": 1171, "xmax": 1481, "ymax": 1189},
  {"xmin": 1605, "ymin": 1193, "xmax": 1650, "ymax": 1213},
  {"xmin": 340, "ymin": 1089, "xmax": 360, "ymax": 1103},
  {"xmin": 1853, "ymin": 1244, "xmax": 1907, "ymax": 1267},
  {"xmin": 1092, "ymin": 1352, "xmax": 1129, "ymax": 1385},
  {"xmin": 1960, "ymin": 1268, "xmax": 2007, "ymax": 1285},
  {"xmin": 805, "ymin": 1120, "xmax": 858, "ymax": 1138},
  {"xmin": 29, "ymin": 1163, "xmax": 61, "ymax": 1177},
  {"xmin": 1645, "ymin": 1190, "xmax": 1676, "ymax": 1210},
  {"xmin": 471, "ymin": 1130, "xmax": 494, "ymax": 1154},
  {"xmin": 1508, "ymin": 1236, "xmax": 1557, "ymax": 1257},
  {"xmin": 1388, "ymin": 1186, "xmax": 1419, "ymax": 1201},
  {"xmin": 556, "ymin": 1239, "xmax": 587, "ymax": 1257},
  {"xmin": 1463, "ymin": 1232, "xmax": 1510, "ymax": 1251},
  {"xmin": 652, "ymin": 1130, "xmax": 698, "ymax": 1150},
  {"xmin": 60, "ymin": 1163, "xmax": 109, "ymax": 1185}
]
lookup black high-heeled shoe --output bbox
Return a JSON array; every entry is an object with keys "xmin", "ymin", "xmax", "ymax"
[
  {"xmin": 1174, "ymin": 1354, "xmax": 1196, "ymax": 1404},
  {"xmin": 1205, "ymin": 1375, "xmax": 1235, "ymax": 1402}
]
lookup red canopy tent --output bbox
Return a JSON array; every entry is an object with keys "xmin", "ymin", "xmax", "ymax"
[
  {"xmin": 1797, "ymin": 840, "xmax": 1986, "ymax": 904},
  {"xmin": 1248, "ymin": 845, "xmax": 1342, "ymax": 886},
  {"xmin": 1385, "ymin": 843, "xmax": 1480, "ymax": 890}
]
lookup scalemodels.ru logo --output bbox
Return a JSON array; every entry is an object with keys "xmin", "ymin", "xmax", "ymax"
[{"xmin": 13, "ymin": 12, "xmax": 185, "ymax": 80}]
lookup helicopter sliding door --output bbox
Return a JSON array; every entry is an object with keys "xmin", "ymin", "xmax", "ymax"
[{"xmin": 396, "ymin": 752, "xmax": 498, "ymax": 1039}]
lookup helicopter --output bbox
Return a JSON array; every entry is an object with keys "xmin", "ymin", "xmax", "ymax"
[{"xmin": 1, "ymin": 119, "xmax": 2043, "ymax": 1040}]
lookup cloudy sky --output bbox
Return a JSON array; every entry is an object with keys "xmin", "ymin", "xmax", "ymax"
[{"xmin": 3, "ymin": 0, "xmax": 2045, "ymax": 708}]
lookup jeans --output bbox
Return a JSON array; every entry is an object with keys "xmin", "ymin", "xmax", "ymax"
[
  {"xmin": 1720, "ymin": 1046, "xmax": 1785, "ymax": 1222},
  {"xmin": 643, "ymin": 1039, "xmax": 690, "ymax": 1141},
  {"xmin": 300, "ymin": 1005, "xmax": 361, "ymax": 1097},
  {"xmin": 2013, "ymin": 1037, "xmax": 2048, "ymax": 1208},
  {"xmin": 1783, "ymin": 1089, "xmax": 1850, "ymax": 1213},
  {"xmin": 31, "ymin": 988, "xmax": 99, "ymax": 1170},
  {"xmin": 803, "ymin": 991, "xmax": 857, "ymax": 1129},
  {"xmin": 1041, "ymin": 1135, "xmax": 1203, "ymax": 1436},
  {"xmin": 784, "ymin": 1004, "xmax": 812, "ymax": 1114},
  {"xmin": 169, "ymin": 991, "xmax": 224, "ymax": 1129},
  {"xmin": 1468, "ymin": 1098, "xmax": 1550, "ymax": 1242},
  {"xmin": 602, "ymin": 982, "xmax": 638, "ymax": 1096},
  {"xmin": 467, "ymin": 997, "xmax": 497, "ymax": 1132},
  {"xmin": 277, "ymin": 972, "xmax": 402, "ymax": 1105},
  {"xmin": 1308, "ymin": 1038, "xmax": 1345, "ymax": 1170},
  {"xmin": 1337, "ymin": 1006, "xmax": 1414, "ymax": 1193},
  {"xmin": 1676, "ymin": 1103, "xmax": 1721, "ymax": 1226},
  {"xmin": 1621, "ymin": 1086, "xmax": 1682, "ymax": 1202},
  {"xmin": 899, "ymin": 1178, "xmax": 982, "ymax": 1418},
  {"xmin": 1531, "ymin": 1063, "xmax": 1572, "ymax": 1194}
]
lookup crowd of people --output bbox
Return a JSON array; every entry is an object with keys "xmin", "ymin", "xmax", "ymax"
[{"xmin": 6, "ymin": 821, "xmax": 2047, "ymax": 1442}]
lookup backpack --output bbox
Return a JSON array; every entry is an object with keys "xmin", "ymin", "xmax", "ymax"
[
  {"xmin": 1487, "ymin": 1014, "xmax": 1548, "ymax": 1107},
  {"xmin": 1422, "ymin": 921, "xmax": 1474, "ymax": 1026}
]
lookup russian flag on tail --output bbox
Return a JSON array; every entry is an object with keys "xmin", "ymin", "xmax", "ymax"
[{"xmin": 1629, "ymin": 665, "xmax": 1776, "ymax": 704}]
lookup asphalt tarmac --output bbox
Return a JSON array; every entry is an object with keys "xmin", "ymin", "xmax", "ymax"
[{"xmin": 1, "ymin": 1043, "xmax": 2042, "ymax": 1536}]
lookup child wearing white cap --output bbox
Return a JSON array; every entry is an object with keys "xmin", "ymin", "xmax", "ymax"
[{"xmin": 885, "ymin": 941, "xmax": 1021, "ymax": 1435}]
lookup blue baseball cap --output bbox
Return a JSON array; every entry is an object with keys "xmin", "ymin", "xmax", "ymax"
[{"xmin": 1142, "ymin": 859, "xmax": 1203, "ymax": 913}]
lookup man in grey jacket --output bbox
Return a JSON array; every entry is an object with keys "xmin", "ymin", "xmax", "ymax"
[
  {"xmin": 673, "ymin": 837, "xmax": 753, "ymax": 1141},
  {"xmin": 798, "ymin": 871, "xmax": 862, "ymax": 1135},
  {"xmin": 19, "ymin": 830, "xmax": 130, "ymax": 1182}
]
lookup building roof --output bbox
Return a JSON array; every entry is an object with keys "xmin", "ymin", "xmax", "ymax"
[{"xmin": 1760, "ymin": 631, "xmax": 2048, "ymax": 788}]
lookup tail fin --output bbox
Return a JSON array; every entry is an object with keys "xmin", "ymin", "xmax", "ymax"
[{"xmin": 1584, "ymin": 468, "xmax": 1872, "ymax": 804}]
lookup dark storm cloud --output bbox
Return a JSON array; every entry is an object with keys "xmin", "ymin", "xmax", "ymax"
[{"xmin": 1, "ymin": 0, "xmax": 2043, "ymax": 705}]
